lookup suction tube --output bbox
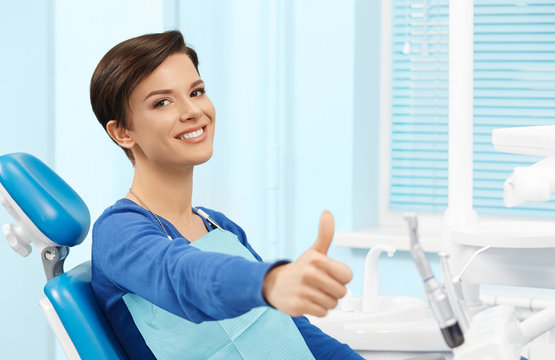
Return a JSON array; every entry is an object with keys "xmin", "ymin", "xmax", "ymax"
[{"xmin": 404, "ymin": 214, "xmax": 465, "ymax": 348}]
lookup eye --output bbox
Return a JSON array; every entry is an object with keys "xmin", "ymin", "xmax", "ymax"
[
  {"xmin": 191, "ymin": 88, "xmax": 206, "ymax": 97},
  {"xmin": 154, "ymin": 99, "xmax": 170, "ymax": 108}
]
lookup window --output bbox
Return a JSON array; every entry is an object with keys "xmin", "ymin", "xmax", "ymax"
[{"xmin": 389, "ymin": 0, "xmax": 555, "ymax": 218}]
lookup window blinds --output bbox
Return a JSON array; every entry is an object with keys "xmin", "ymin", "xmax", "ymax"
[{"xmin": 389, "ymin": 0, "xmax": 555, "ymax": 217}]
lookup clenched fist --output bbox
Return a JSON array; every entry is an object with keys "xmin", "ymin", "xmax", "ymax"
[{"xmin": 262, "ymin": 211, "xmax": 353, "ymax": 317}]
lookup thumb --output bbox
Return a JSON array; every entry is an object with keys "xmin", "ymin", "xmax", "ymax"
[{"xmin": 311, "ymin": 211, "xmax": 335, "ymax": 254}]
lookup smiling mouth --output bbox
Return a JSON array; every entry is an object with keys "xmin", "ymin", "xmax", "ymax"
[{"xmin": 178, "ymin": 127, "xmax": 205, "ymax": 140}]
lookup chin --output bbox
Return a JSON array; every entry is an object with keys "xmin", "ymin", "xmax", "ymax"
[{"xmin": 190, "ymin": 149, "xmax": 213, "ymax": 166}]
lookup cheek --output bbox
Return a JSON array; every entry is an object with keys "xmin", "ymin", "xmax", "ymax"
[
  {"xmin": 203, "ymin": 98, "xmax": 216, "ymax": 122},
  {"xmin": 131, "ymin": 114, "xmax": 169, "ymax": 144}
]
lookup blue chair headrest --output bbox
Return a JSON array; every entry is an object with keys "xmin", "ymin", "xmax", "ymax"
[{"xmin": 0, "ymin": 153, "xmax": 90, "ymax": 247}]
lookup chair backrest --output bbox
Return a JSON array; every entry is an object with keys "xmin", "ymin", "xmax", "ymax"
[{"xmin": 44, "ymin": 261, "xmax": 128, "ymax": 360}]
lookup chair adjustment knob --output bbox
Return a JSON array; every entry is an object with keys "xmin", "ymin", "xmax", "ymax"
[{"xmin": 3, "ymin": 223, "xmax": 32, "ymax": 257}]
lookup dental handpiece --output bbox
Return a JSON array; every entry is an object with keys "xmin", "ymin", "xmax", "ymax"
[{"xmin": 404, "ymin": 214, "xmax": 465, "ymax": 348}]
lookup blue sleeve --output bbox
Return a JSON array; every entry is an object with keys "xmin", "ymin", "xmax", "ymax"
[
  {"xmin": 93, "ymin": 206, "xmax": 281, "ymax": 323},
  {"xmin": 293, "ymin": 316, "xmax": 364, "ymax": 359}
]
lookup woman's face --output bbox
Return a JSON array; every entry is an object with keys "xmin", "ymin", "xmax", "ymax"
[{"xmin": 127, "ymin": 53, "xmax": 215, "ymax": 169}]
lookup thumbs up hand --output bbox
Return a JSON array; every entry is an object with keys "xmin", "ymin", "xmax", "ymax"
[{"xmin": 262, "ymin": 211, "xmax": 353, "ymax": 317}]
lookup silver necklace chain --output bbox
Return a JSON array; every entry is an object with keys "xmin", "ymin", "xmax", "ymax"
[
  {"xmin": 128, "ymin": 188, "xmax": 223, "ymax": 238},
  {"xmin": 129, "ymin": 188, "xmax": 172, "ymax": 240}
]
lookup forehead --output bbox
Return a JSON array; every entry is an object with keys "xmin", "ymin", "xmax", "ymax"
[{"xmin": 131, "ymin": 53, "xmax": 199, "ymax": 100}]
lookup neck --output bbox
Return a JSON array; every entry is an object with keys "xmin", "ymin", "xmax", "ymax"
[{"xmin": 127, "ymin": 159, "xmax": 195, "ymax": 222}]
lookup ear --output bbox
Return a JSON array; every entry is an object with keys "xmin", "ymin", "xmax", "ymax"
[{"xmin": 106, "ymin": 120, "xmax": 135, "ymax": 149}]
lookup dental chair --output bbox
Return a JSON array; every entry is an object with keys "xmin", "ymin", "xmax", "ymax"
[{"xmin": 0, "ymin": 152, "xmax": 128, "ymax": 360}]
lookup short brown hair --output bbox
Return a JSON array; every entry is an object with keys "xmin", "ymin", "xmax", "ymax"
[{"xmin": 90, "ymin": 30, "xmax": 199, "ymax": 163}]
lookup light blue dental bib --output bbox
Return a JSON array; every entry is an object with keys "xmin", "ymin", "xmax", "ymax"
[{"xmin": 123, "ymin": 229, "xmax": 315, "ymax": 359}]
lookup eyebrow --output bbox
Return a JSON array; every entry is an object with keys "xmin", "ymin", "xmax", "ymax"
[{"xmin": 143, "ymin": 79, "xmax": 205, "ymax": 101}]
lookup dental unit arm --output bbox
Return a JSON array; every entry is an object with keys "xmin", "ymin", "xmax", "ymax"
[{"xmin": 450, "ymin": 125, "xmax": 555, "ymax": 360}]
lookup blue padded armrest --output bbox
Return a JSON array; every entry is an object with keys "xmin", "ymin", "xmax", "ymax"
[
  {"xmin": 0, "ymin": 153, "xmax": 90, "ymax": 247},
  {"xmin": 44, "ymin": 261, "xmax": 128, "ymax": 360}
]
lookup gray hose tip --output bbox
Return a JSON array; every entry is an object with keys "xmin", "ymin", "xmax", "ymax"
[{"xmin": 441, "ymin": 323, "xmax": 465, "ymax": 348}]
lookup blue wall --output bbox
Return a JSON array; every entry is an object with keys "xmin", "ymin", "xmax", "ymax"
[{"xmin": 0, "ymin": 1, "xmax": 55, "ymax": 358}]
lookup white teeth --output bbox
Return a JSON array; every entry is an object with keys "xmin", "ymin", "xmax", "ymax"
[{"xmin": 179, "ymin": 128, "xmax": 204, "ymax": 139}]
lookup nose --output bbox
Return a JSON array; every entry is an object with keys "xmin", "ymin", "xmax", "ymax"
[{"xmin": 179, "ymin": 98, "xmax": 202, "ymax": 122}]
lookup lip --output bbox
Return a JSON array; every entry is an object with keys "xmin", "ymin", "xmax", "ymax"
[{"xmin": 175, "ymin": 125, "xmax": 208, "ymax": 144}]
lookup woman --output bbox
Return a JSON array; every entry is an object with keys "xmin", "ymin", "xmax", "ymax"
[{"xmin": 90, "ymin": 30, "xmax": 362, "ymax": 359}]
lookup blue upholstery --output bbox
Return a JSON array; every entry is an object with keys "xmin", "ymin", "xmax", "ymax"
[
  {"xmin": 44, "ymin": 261, "xmax": 128, "ymax": 360},
  {"xmin": 0, "ymin": 153, "xmax": 90, "ymax": 247}
]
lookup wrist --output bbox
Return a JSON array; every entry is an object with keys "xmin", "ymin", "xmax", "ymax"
[{"xmin": 262, "ymin": 261, "xmax": 289, "ymax": 307}]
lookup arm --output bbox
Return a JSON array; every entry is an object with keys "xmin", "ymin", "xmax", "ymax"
[
  {"xmin": 93, "ymin": 207, "xmax": 278, "ymax": 323},
  {"xmin": 205, "ymin": 208, "xmax": 354, "ymax": 320}
]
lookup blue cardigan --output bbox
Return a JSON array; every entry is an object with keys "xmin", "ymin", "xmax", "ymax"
[{"xmin": 91, "ymin": 198, "xmax": 362, "ymax": 359}]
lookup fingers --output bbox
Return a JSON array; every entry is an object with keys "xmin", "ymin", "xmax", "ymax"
[
  {"xmin": 298, "ymin": 301, "xmax": 328, "ymax": 318},
  {"xmin": 317, "ymin": 257, "xmax": 353, "ymax": 285},
  {"xmin": 288, "ymin": 290, "xmax": 335, "ymax": 318},
  {"xmin": 295, "ymin": 284, "xmax": 345, "ymax": 317},
  {"xmin": 303, "ymin": 287, "xmax": 338, "ymax": 315},
  {"xmin": 303, "ymin": 268, "xmax": 347, "ymax": 300},
  {"xmin": 305, "ymin": 249, "xmax": 353, "ymax": 286},
  {"xmin": 311, "ymin": 211, "xmax": 335, "ymax": 254}
]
